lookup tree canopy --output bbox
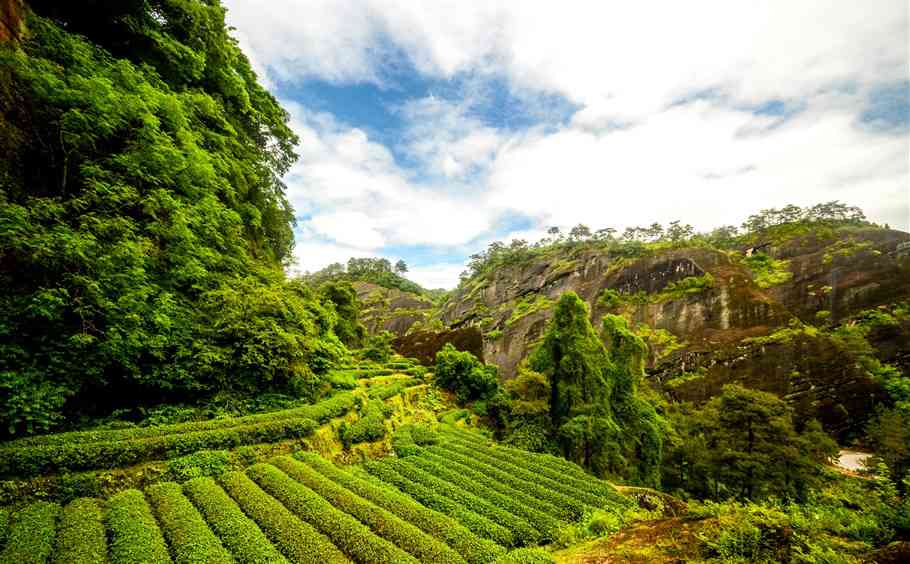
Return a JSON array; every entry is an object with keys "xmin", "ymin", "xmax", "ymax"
[{"xmin": 0, "ymin": 3, "xmax": 345, "ymax": 436}]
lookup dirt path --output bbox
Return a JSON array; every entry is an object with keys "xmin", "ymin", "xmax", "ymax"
[{"xmin": 834, "ymin": 449, "xmax": 872, "ymax": 477}]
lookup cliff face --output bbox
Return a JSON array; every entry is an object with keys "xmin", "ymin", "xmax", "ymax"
[
  {"xmin": 0, "ymin": 0, "xmax": 25, "ymax": 44},
  {"xmin": 352, "ymin": 281, "xmax": 437, "ymax": 336},
  {"xmin": 376, "ymin": 226, "xmax": 909, "ymax": 436}
]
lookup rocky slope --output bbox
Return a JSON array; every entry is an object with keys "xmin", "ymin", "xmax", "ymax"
[{"xmin": 373, "ymin": 226, "xmax": 910, "ymax": 436}]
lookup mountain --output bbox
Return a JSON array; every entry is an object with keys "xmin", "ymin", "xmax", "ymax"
[{"xmin": 372, "ymin": 223, "xmax": 910, "ymax": 437}]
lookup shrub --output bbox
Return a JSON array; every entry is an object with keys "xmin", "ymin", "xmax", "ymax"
[
  {"xmin": 108, "ymin": 489, "xmax": 171, "ymax": 564},
  {"xmin": 435, "ymin": 344, "xmax": 500, "ymax": 404},
  {"xmin": 183, "ymin": 477, "xmax": 287, "ymax": 564},
  {"xmin": 441, "ymin": 439, "xmax": 626, "ymax": 509},
  {"xmin": 52, "ymin": 498, "xmax": 107, "ymax": 564},
  {"xmin": 0, "ymin": 508, "xmax": 7, "ymax": 548},
  {"xmin": 421, "ymin": 448, "xmax": 566, "ymax": 520},
  {"xmin": 493, "ymin": 548, "xmax": 556, "ymax": 563},
  {"xmin": 362, "ymin": 332, "xmax": 395, "ymax": 362},
  {"xmin": 0, "ymin": 501, "xmax": 59, "ymax": 564},
  {"xmin": 326, "ymin": 370, "xmax": 358, "ymax": 390},
  {"xmin": 430, "ymin": 443, "xmax": 584, "ymax": 519},
  {"xmin": 391, "ymin": 426, "xmax": 422, "ymax": 458},
  {"xmin": 271, "ymin": 456, "xmax": 465, "ymax": 563},
  {"xmin": 0, "ymin": 416, "xmax": 317, "ymax": 476},
  {"xmin": 168, "ymin": 449, "xmax": 232, "ymax": 481},
  {"xmin": 247, "ymin": 463, "xmax": 418, "ymax": 563},
  {"xmin": 363, "ymin": 460, "xmax": 515, "ymax": 547},
  {"xmin": 146, "ymin": 481, "xmax": 233, "ymax": 563},
  {"xmin": 392, "ymin": 458, "xmax": 541, "ymax": 545},
  {"xmin": 341, "ymin": 400, "xmax": 388, "ymax": 448},
  {"xmin": 7, "ymin": 392, "xmax": 355, "ymax": 449},
  {"xmin": 220, "ymin": 471, "xmax": 347, "ymax": 563},
  {"xmin": 295, "ymin": 452, "xmax": 506, "ymax": 564}
]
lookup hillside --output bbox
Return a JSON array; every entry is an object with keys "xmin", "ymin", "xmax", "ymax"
[{"xmin": 372, "ymin": 223, "xmax": 910, "ymax": 437}]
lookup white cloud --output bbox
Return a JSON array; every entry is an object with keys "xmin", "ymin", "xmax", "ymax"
[
  {"xmin": 224, "ymin": 0, "xmax": 909, "ymax": 280},
  {"xmin": 407, "ymin": 262, "xmax": 468, "ymax": 290}
]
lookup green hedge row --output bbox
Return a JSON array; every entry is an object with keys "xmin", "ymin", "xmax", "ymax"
[
  {"xmin": 9, "ymin": 392, "xmax": 356, "ymax": 448},
  {"xmin": 183, "ymin": 477, "xmax": 287, "ymax": 564},
  {"xmin": 439, "ymin": 410, "xmax": 470, "ymax": 425},
  {"xmin": 108, "ymin": 489, "xmax": 172, "ymax": 564},
  {"xmin": 390, "ymin": 458, "xmax": 540, "ymax": 546},
  {"xmin": 294, "ymin": 452, "xmax": 505, "ymax": 564},
  {"xmin": 326, "ymin": 371, "xmax": 358, "ymax": 390},
  {"xmin": 220, "ymin": 471, "xmax": 347, "ymax": 563},
  {"xmin": 248, "ymin": 463, "xmax": 418, "ymax": 564},
  {"xmin": 440, "ymin": 425, "xmax": 486, "ymax": 444},
  {"xmin": 424, "ymin": 445, "xmax": 579, "ymax": 520},
  {"xmin": 391, "ymin": 425, "xmax": 421, "ymax": 458},
  {"xmin": 443, "ymin": 435, "xmax": 627, "ymax": 505},
  {"xmin": 52, "ymin": 498, "xmax": 107, "ymax": 564},
  {"xmin": 146, "ymin": 482, "xmax": 233, "ymax": 564},
  {"xmin": 493, "ymin": 548, "xmax": 556, "ymax": 564},
  {"xmin": 409, "ymin": 453, "xmax": 562, "ymax": 539},
  {"xmin": 271, "ymin": 456, "xmax": 464, "ymax": 564},
  {"xmin": 1, "ymin": 417, "xmax": 318, "ymax": 477},
  {"xmin": 362, "ymin": 461, "xmax": 514, "ymax": 547},
  {"xmin": 441, "ymin": 440, "xmax": 626, "ymax": 510},
  {"xmin": 341, "ymin": 401, "xmax": 388, "ymax": 446},
  {"xmin": 367, "ymin": 379, "xmax": 422, "ymax": 400},
  {"xmin": 0, "ymin": 501, "xmax": 59, "ymax": 564}
]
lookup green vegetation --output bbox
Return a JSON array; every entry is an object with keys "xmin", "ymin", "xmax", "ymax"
[
  {"xmin": 340, "ymin": 400, "xmax": 389, "ymax": 447},
  {"xmin": 526, "ymin": 294, "xmax": 663, "ymax": 485},
  {"xmin": 305, "ymin": 257, "xmax": 430, "ymax": 295},
  {"xmin": 108, "ymin": 489, "xmax": 171, "ymax": 564},
  {"xmin": 52, "ymin": 498, "xmax": 107, "ymax": 564},
  {"xmin": 146, "ymin": 481, "xmax": 233, "ymax": 563},
  {"xmin": 743, "ymin": 252, "xmax": 793, "ymax": 288},
  {"xmin": 506, "ymin": 294, "xmax": 555, "ymax": 326},
  {"xmin": 0, "ymin": 6, "xmax": 355, "ymax": 437},
  {"xmin": 435, "ymin": 344, "xmax": 501, "ymax": 404},
  {"xmin": 0, "ymin": 501, "xmax": 59, "ymax": 564},
  {"xmin": 662, "ymin": 385, "xmax": 838, "ymax": 501}
]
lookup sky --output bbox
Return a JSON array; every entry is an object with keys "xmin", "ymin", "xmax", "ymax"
[{"xmin": 223, "ymin": 0, "xmax": 910, "ymax": 289}]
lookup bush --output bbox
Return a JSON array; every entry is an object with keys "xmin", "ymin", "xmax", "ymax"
[
  {"xmin": 183, "ymin": 477, "xmax": 287, "ymax": 564},
  {"xmin": 362, "ymin": 332, "xmax": 395, "ymax": 363},
  {"xmin": 295, "ymin": 452, "xmax": 506, "ymax": 564},
  {"xmin": 341, "ymin": 400, "xmax": 388, "ymax": 448},
  {"xmin": 272, "ymin": 456, "xmax": 465, "ymax": 563},
  {"xmin": 441, "ymin": 439, "xmax": 627, "ymax": 509},
  {"xmin": 248, "ymin": 463, "xmax": 418, "ymax": 563},
  {"xmin": 220, "ymin": 471, "xmax": 348, "ymax": 563},
  {"xmin": 146, "ymin": 482, "xmax": 233, "ymax": 563},
  {"xmin": 493, "ymin": 548, "xmax": 556, "ymax": 564},
  {"xmin": 108, "ymin": 489, "xmax": 171, "ymax": 564},
  {"xmin": 392, "ymin": 458, "xmax": 540, "ymax": 545},
  {"xmin": 435, "ymin": 344, "xmax": 500, "ymax": 404},
  {"xmin": 0, "ymin": 416, "xmax": 317, "ymax": 476},
  {"xmin": 363, "ymin": 460, "xmax": 515, "ymax": 547},
  {"xmin": 0, "ymin": 501, "xmax": 59, "ymax": 564},
  {"xmin": 408, "ymin": 453, "xmax": 562, "ymax": 540},
  {"xmin": 52, "ymin": 498, "xmax": 107, "ymax": 564},
  {"xmin": 168, "ymin": 449, "xmax": 231, "ymax": 481},
  {"xmin": 8, "ymin": 391, "xmax": 356, "ymax": 448}
]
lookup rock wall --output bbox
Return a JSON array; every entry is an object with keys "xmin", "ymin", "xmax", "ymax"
[{"xmin": 0, "ymin": 0, "xmax": 24, "ymax": 43}]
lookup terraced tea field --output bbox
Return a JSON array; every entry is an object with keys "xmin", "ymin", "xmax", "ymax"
[{"xmin": 0, "ymin": 424, "xmax": 631, "ymax": 563}]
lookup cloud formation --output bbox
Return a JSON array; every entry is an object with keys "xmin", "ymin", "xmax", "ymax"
[{"xmin": 225, "ymin": 0, "xmax": 909, "ymax": 288}]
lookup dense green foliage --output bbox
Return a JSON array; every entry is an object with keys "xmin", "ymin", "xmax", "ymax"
[
  {"xmin": 320, "ymin": 280, "xmax": 367, "ymax": 347},
  {"xmin": 662, "ymin": 385, "xmax": 838, "ymax": 501},
  {"xmin": 305, "ymin": 257, "xmax": 429, "ymax": 294},
  {"xmin": 146, "ymin": 481, "xmax": 233, "ymax": 563},
  {"xmin": 107, "ymin": 489, "xmax": 171, "ymax": 564},
  {"xmin": 52, "ymin": 498, "xmax": 107, "ymax": 564},
  {"xmin": 520, "ymin": 293, "xmax": 662, "ymax": 485},
  {"xmin": 0, "ymin": 501, "xmax": 59, "ymax": 564},
  {"xmin": 0, "ymin": 3, "xmax": 352, "ymax": 437},
  {"xmin": 435, "ymin": 344, "xmax": 501, "ymax": 404},
  {"xmin": 461, "ymin": 201, "xmax": 871, "ymax": 281}
]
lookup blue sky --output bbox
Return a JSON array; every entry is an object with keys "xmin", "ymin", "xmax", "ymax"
[{"xmin": 224, "ymin": 1, "xmax": 909, "ymax": 289}]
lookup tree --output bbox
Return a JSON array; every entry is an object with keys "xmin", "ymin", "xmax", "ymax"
[
  {"xmin": 0, "ymin": 5, "xmax": 339, "ymax": 436},
  {"xmin": 394, "ymin": 259, "xmax": 408, "ymax": 274},
  {"xmin": 568, "ymin": 224, "xmax": 592, "ymax": 242},
  {"xmin": 435, "ymin": 344, "xmax": 500, "ymax": 404},
  {"xmin": 701, "ymin": 385, "xmax": 836, "ymax": 501},
  {"xmin": 320, "ymin": 281, "xmax": 366, "ymax": 347},
  {"xmin": 529, "ymin": 292, "xmax": 663, "ymax": 485}
]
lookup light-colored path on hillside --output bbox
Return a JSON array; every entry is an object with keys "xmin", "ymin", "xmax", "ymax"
[{"xmin": 836, "ymin": 450, "xmax": 872, "ymax": 473}]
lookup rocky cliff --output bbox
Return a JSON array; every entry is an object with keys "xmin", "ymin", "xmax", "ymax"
[{"xmin": 374, "ymin": 225, "xmax": 910, "ymax": 436}]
